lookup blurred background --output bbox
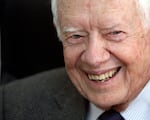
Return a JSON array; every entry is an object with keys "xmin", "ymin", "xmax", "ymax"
[{"xmin": 1, "ymin": 0, "xmax": 64, "ymax": 83}]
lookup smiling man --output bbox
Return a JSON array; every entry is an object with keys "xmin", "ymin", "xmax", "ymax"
[
  {"xmin": 1, "ymin": 0, "xmax": 150, "ymax": 120},
  {"xmin": 57, "ymin": 0, "xmax": 150, "ymax": 111}
]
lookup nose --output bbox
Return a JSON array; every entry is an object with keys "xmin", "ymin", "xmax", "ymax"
[{"xmin": 81, "ymin": 36, "xmax": 110, "ymax": 67}]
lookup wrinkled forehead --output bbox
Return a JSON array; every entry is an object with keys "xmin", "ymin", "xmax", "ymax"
[
  {"xmin": 57, "ymin": 0, "xmax": 136, "ymax": 14},
  {"xmin": 56, "ymin": 0, "xmax": 138, "ymax": 30}
]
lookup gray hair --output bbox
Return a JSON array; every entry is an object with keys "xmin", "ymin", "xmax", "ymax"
[
  {"xmin": 51, "ymin": 0, "xmax": 61, "ymax": 38},
  {"xmin": 51, "ymin": 0, "xmax": 150, "ymax": 38},
  {"xmin": 137, "ymin": 0, "xmax": 150, "ymax": 29}
]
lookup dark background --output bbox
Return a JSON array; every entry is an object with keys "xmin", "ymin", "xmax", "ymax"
[{"xmin": 1, "ymin": 0, "xmax": 64, "ymax": 83}]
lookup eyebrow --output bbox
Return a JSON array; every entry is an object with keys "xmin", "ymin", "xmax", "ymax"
[
  {"xmin": 62, "ymin": 24, "xmax": 121, "ymax": 34},
  {"xmin": 62, "ymin": 27, "xmax": 83, "ymax": 33}
]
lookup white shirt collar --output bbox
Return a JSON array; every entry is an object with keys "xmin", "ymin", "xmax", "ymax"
[
  {"xmin": 121, "ymin": 80, "xmax": 150, "ymax": 120},
  {"xmin": 87, "ymin": 80, "xmax": 150, "ymax": 120},
  {"xmin": 87, "ymin": 103, "xmax": 103, "ymax": 120}
]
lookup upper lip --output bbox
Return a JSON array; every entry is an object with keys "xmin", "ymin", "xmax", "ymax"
[{"xmin": 84, "ymin": 66, "xmax": 121, "ymax": 75}]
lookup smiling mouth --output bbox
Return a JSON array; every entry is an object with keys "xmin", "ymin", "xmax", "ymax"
[{"xmin": 88, "ymin": 67, "xmax": 121, "ymax": 82}]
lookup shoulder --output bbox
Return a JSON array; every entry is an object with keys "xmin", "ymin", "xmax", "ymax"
[
  {"xmin": 2, "ymin": 67, "xmax": 81, "ymax": 119},
  {"xmin": 2, "ymin": 67, "xmax": 87, "ymax": 120},
  {"xmin": 3, "ymin": 67, "xmax": 73, "ymax": 110},
  {"xmin": 4, "ymin": 67, "xmax": 71, "ymax": 98}
]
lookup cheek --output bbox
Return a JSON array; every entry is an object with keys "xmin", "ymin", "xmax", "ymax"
[
  {"xmin": 63, "ymin": 45, "xmax": 83, "ymax": 68},
  {"xmin": 63, "ymin": 46, "xmax": 88, "ymax": 97},
  {"xmin": 114, "ymin": 40, "xmax": 149, "ymax": 92},
  {"xmin": 110, "ymin": 41, "xmax": 146, "ymax": 86},
  {"xmin": 110, "ymin": 40, "xmax": 142, "ymax": 66}
]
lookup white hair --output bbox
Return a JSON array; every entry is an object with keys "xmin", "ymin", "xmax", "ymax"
[
  {"xmin": 51, "ymin": 0, "xmax": 57, "ymax": 26},
  {"xmin": 137, "ymin": 0, "xmax": 150, "ymax": 29},
  {"xmin": 51, "ymin": 0, "xmax": 150, "ymax": 38},
  {"xmin": 51, "ymin": 0, "xmax": 61, "ymax": 38}
]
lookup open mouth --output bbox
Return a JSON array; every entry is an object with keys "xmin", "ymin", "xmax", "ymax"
[{"xmin": 88, "ymin": 67, "xmax": 121, "ymax": 82}]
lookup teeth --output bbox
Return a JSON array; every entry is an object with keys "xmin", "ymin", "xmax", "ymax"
[{"xmin": 88, "ymin": 69, "xmax": 117, "ymax": 82}]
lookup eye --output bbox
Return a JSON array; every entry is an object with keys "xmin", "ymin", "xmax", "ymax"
[
  {"xmin": 105, "ymin": 30, "xmax": 126, "ymax": 41},
  {"xmin": 71, "ymin": 34, "xmax": 83, "ymax": 39},
  {"xmin": 63, "ymin": 32, "xmax": 88, "ymax": 46},
  {"xmin": 110, "ymin": 31, "xmax": 122, "ymax": 35}
]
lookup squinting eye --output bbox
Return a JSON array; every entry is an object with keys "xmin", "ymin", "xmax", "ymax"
[
  {"xmin": 71, "ymin": 34, "xmax": 82, "ymax": 39},
  {"xmin": 110, "ymin": 31, "xmax": 122, "ymax": 35},
  {"xmin": 105, "ymin": 30, "xmax": 126, "ymax": 41},
  {"xmin": 63, "ymin": 33, "xmax": 86, "ymax": 46}
]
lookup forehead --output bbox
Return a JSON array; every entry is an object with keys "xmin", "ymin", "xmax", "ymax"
[
  {"xmin": 57, "ymin": 0, "xmax": 139, "ymax": 32},
  {"xmin": 57, "ymin": 0, "xmax": 136, "ymax": 14}
]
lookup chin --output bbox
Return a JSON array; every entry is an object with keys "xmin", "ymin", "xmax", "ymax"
[{"xmin": 86, "ymin": 89, "xmax": 130, "ymax": 111}]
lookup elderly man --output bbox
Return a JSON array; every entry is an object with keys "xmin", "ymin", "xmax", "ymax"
[{"xmin": 1, "ymin": 0, "xmax": 150, "ymax": 120}]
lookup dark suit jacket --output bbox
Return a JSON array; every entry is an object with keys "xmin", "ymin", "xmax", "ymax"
[{"xmin": 0, "ymin": 68, "xmax": 88, "ymax": 120}]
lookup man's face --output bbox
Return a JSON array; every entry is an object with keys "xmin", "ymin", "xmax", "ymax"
[{"xmin": 57, "ymin": 0, "xmax": 150, "ymax": 110}]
